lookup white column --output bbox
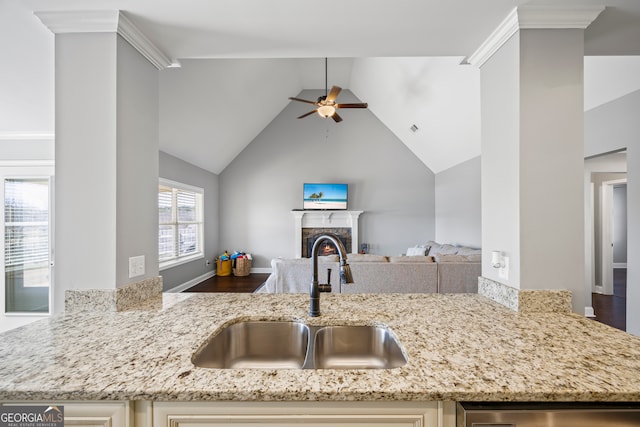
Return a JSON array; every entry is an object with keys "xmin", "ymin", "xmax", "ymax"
[{"xmin": 471, "ymin": 6, "xmax": 604, "ymax": 314}]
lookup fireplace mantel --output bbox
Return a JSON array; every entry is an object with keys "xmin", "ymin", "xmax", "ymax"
[{"xmin": 292, "ymin": 210, "xmax": 363, "ymax": 258}]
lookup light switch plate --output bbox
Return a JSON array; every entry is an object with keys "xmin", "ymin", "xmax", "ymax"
[{"xmin": 129, "ymin": 255, "xmax": 145, "ymax": 278}]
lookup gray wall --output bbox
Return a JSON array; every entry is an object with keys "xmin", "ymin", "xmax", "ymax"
[
  {"xmin": 0, "ymin": 0, "xmax": 53, "ymax": 134},
  {"xmin": 115, "ymin": 36, "xmax": 160, "ymax": 287},
  {"xmin": 585, "ymin": 88, "xmax": 640, "ymax": 335},
  {"xmin": 435, "ymin": 156, "xmax": 481, "ymax": 248},
  {"xmin": 219, "ymin": 89, "xmax": 436, "ymax": 268},
  {"xmin": 480, "ymin": 33, "xmax": 521, "ymax": 288},
  {"xmin": 159, "ymin": 151, "xmax": 220, "ymax": 290}
]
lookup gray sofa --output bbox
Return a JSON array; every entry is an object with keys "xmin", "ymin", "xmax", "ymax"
[{"xmin": 257, "ymin": 243, "xmax": 481, "ymax": 294}]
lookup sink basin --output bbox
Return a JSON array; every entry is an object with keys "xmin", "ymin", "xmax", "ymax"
[
  {"xmin": 192, "ymin": 321, "xmax": 309, "ymax": 369},
  {"xmin": 192, "ymin": 321, "xmax": 406, "ymax": 369},
  {"xmin": 313, "ymin": 325, "xmax": 407, "ymax": 369}
]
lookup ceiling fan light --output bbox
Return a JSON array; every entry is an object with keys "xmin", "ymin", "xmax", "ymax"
[{"xmin": 317, "ymin": 105, "xmax": 336, "ymax": 118}]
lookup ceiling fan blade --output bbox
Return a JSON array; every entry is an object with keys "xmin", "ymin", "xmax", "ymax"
[
  {"xmin": 336, "ymin": 103, "xmax": 368, "ymax": 109},
  {"xmin": 332, "ymin": 112, "xmax": 343, "ymax": 123},
  {"xmin": 297, "ymin": 109, "xmax": 317, "ymax": 119},
  {"xmin": 289, "ymin": 97, "xmax": 318, "ymax": 105},
  {"xmin": 326, "ymin": 86, "xmax": 342, "ymax": 103}
]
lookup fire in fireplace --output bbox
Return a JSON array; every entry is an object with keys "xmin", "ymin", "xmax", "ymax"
[{"xmin": 302, "ymin": 228, "xmax": 352, "ymax": 258}]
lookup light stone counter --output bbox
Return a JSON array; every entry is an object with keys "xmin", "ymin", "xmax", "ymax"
[{"xmin": 1, "ymin": 293, "xmax": 639, "ymax": 402}]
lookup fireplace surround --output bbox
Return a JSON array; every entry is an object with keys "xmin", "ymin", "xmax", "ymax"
[{"xmin": 291, "ymin": 210, "xmax": 363, "ymax": 258}]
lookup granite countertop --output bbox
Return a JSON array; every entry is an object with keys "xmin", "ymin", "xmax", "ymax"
[{"xmin": 1, "ymin": 292, "xmax": 639, "ymax": 402}]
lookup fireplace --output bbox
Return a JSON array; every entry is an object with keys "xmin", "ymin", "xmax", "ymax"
[
  {"xmin": 291, "ymin": 210, "xmax": 363, "ymax": 258},
  {"xmin": 302, "ymin": 228, "xmax": 352, "ymax": 258}
]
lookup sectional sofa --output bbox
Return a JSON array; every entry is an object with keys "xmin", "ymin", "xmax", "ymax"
[{"xmin": 256, "ymin": 242, "xmax": 481, "ymax": 294}]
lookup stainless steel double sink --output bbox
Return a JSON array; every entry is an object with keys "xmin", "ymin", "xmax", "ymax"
[{"xmin": 192, "ymin": 321, "xmax": 407, "ymax": 369}]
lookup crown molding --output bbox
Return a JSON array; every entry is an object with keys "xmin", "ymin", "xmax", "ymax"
[
  {"xmin": 34, "ymin": 10, "xmax": 172, "ymax": 70},
  {"xmin": 468, "ymin": 5, "xmax": 605, "ymax": 68},
  {"xmin": 116, "ymin": 12, "xmax": 172, "ymax": 70}
]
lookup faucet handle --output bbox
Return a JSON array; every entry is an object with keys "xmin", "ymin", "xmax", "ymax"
[{"xmin": 319, "ymin": 268, "xmax": 332, "ymax": 292}]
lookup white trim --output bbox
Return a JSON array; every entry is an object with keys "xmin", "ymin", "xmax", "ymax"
[
  {"xmin": 159, "ymin": 253, "xmax": 204, "ymax": 271},
  {"xmin": 165, "ymin": 270, "xmax": 216, "ymax": 293},
  {"xmin": 116, "ymin": 12, "xmax": 173, "ymax": 70},
  {"xmin": 468, "ymin": 5, "xmax": 605, "ymax": 67},
  {"xmin": 585, "ymin": 306, "xmax": 595, "ymax": 318},
  {"xmin": 33, "ymin": 10, "xmax": 172, "ymax": 70},
  {"xmin": 518, "ymin": 5, "xmax": 606, "ymax": 29},
  {"xmin": 159, "ymin": 177, "xmax": 204, "ymax": 195},
  {"xmin": 0, "ymin": 132, "xmax": 55, "ymax": 141},
  {"xmin": 613, "ymin": 263, "xmax": 628, "ymax": 269},
  {"xmin": 0, "ymin": 160, "xmax": 55, "ymax": 167},
  {"xmin": 251, "ymin": 267, "xmax": 272, "ymax": 274},
  {"xmin": 468, "ymin": 8, "xmax": 519, "ymax": 68}
]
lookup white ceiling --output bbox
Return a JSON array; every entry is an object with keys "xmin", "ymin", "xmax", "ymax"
[{"xmin": 20, "ymin": 0, "xmax": 640, "ymax": 174}]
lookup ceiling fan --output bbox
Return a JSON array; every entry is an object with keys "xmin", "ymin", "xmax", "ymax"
[{"xmin": 288, "ymin": 58, "xmax": 368, "ymax": 123}]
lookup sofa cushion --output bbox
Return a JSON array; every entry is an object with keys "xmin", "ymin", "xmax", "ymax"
[
  {"xmin": 433, "ymin": 254, "xmax": 482, "ymax": 263},
  {"xmin": 463, "ymin": 254, "xmax": 482, "ymax": 262},
  {"xmin": 347, "ymin": 253, "xmax": 389, "ymax": 262},
  {"xmin": 389, "ymin": 255, "xmax": 434, "ymax": 263},
  {"xmin": 455, "ymin": 246, "xmax": 481, "ymax": 256},
  {"xmin": 433, "ymin": 254, "xmax": 468, "ymax": 262},
  {"xmin": 429, "ymin": 244, "xmax": 459, "ymax": 256},
  {"xmin": 319, "ymin": 255, "xmax": 339, "ymax": 262}
]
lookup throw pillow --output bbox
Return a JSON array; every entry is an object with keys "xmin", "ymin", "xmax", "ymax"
[{"xmin": 406, "ymin": 247, "xmax": 427, "ymax": 256}]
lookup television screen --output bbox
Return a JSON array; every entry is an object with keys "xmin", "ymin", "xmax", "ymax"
[{"xmin": 303, "ymin": 183, "xmax": 348, "ymax": 210}]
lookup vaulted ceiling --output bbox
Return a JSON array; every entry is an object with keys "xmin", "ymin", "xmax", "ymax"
[{"xmin": 21, "ymin": 0, "xmax": 640, "ymax": 174}]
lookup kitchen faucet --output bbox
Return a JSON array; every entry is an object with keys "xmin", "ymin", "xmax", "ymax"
[{"xmin": 309, "ymin": 233, "xmax": 354, "ymax": 317}]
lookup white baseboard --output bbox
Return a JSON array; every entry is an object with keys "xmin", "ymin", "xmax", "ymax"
[
  {"xmin": 613, "ymin": 263, "xmax": 627, "ymax": 269},
  {"xmin": 585, "ymin": 306, "xmax": 595, "ymax": 318},
  {"xmin": 251, "ymin": 267, "xmax": 272, "ymax": 274},
  {"xmin": 165, "ymin": 270, "xmax": 216, "ymax": 293}
]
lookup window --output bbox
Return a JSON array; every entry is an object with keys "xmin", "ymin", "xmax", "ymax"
[
  {"xmin": 4, "ymin": 177, "xmax": 52, "ymax": 314},
  {"xmin": 158, "ymin": 179, "xmax": 204, "ymax": 269}
]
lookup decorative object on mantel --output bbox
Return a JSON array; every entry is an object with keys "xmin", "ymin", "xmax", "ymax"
[{"xmin": 288, "ymin": 58, "xmax": 368, "ymax": 123}]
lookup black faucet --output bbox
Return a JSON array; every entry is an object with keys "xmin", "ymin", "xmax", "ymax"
[{"xmin": 309, "ymin": 233, "xmax": 354, "ymax": 317}]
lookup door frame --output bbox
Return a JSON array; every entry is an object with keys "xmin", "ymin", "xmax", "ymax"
[
  {"xmin": 0, "ymin": 161, "xmax": 54, "ymax": 333},
  {"xmin": 598, "ymin": 178, "xmax": 627, "ymax": 295}
]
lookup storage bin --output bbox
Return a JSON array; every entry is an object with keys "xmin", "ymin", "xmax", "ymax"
[
  {"xmin": 216, "ymin": 258, "xmax": 232, "ymax": 276},
  {"xmin": 233, "ymin": 258, "xmax": 252, "ymax": 277}
]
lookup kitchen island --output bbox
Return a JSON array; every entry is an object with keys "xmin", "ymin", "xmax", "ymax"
[{"xmin": 1, "ymin": 292, "xmax": 639, "ymax": 403}]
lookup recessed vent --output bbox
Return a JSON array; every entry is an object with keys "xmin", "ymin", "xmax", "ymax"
[{"xmin": 410, "ymin": 124, "xmax": 419, "ymax": 133}]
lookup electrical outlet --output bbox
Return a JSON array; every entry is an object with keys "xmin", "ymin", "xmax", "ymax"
[
  {"xmin": 129, "ymin": 255, "xmax": 145, "ymax": 278},
  {"xmin": 206, "ymin": 260, "xmax": 211, "ymax": 266}
]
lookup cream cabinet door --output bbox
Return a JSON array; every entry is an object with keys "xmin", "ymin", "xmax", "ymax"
[
  {"xmin": 153, "ymin": 401, "xmax": 446, "ymax": 427},
  {"xmin": 1, "ymin": 401, "xmax": 132, "ymax": 427}
]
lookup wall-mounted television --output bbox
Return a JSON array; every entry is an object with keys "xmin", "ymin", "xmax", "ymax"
[{"xmin": 303, "ymin": 183, "xmax": 348, "ymax": 210}]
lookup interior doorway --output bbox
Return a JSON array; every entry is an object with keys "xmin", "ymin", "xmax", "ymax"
[
  {"xmin": 584, "ymin": 150, "xmax": 627, "ymax": 330},
  {"xmin": 600, "ymin": 178, "xmax": 627, "ymax": 295}
]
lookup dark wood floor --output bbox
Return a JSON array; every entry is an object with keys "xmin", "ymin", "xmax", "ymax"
[
  {"xmin": 184, "ymin": 273, "xmax": 269, "ymax": 292},
  {"xmin": 592, "ymin": 268, "xmax": 627, "ymax": 331}
]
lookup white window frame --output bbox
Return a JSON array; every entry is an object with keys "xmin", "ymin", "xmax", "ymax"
[{"xmin": 158, "ymin": 178, "xmax": 204, "ymax": 271}]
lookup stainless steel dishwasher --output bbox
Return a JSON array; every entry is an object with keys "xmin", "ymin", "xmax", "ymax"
[{"xmin": 457, "ymin": 402, "xmax": 640, "ymax": 426}]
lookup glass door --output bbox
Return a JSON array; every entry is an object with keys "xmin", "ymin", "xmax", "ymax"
[{"xmin": 0, "ymin": 166, "xmax": 53, "ymax": 333}]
